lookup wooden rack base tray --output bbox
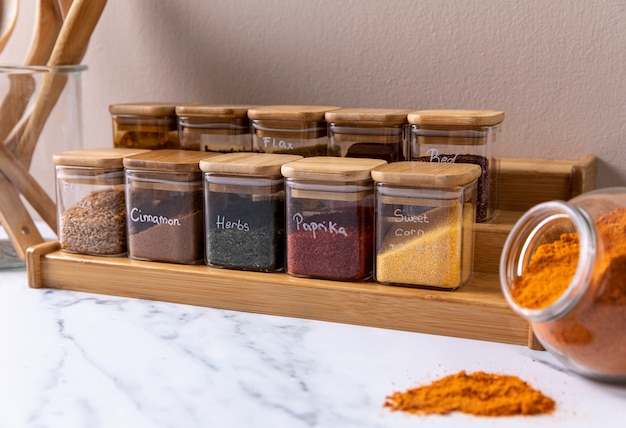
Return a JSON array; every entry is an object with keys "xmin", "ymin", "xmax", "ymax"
[{"xmin": 25, "ymin": 155, "xmax": 598, "ymax": 351}]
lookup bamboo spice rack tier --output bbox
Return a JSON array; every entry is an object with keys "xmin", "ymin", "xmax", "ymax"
[{"xmin": 27, "ymin": 155, "xmax": 597, "ymax": 350}]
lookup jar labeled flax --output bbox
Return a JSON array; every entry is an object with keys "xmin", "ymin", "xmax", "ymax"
[
  {"xmin": 282, "ymin": 156, "xmax": 387, "ymax": 281},
  {"xmin": 372, "ymin": 162, "xmax": 481, "ymax": 290},
  {"xmin": 176, "ymin": 104, "xmax": 256, "ymax": 153},
  {"xmin": 408, "ymin": 109, "xmax": 504, "ymax": 222},
  {"xmin": 326, "ymin": 108, "xmax": 411, "ymax": 162},
  {"xmin": 200, "ymin": 152, "xmax": 302, "ymax": 272},
  {"xmin": 500, "ymin": 188, "xmax": 626, "ymax": 383},
  {"xmin": 249, "ymin": 105, "xmax": 340, "ymax": 157},
  {"xmin": 53, "ymin": 148, "xmax": 150, "ymax": 256},
  {"xmin": 110, "ymin": 102, "xmax": 179, "ymax": 149},
  {"xmin": 124, "ymin": 149, "xmax": 220, "ymax": 264}
]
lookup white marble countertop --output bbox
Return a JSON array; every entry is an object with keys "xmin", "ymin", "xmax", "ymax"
[{"xmin": 1, "ymin": 236, "xmax": 625, "ymax": 427}]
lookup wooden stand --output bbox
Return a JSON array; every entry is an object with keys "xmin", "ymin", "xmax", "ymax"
[{"xmin": 26, "ymin": 155, "xmax": 597, "ymax": 350}]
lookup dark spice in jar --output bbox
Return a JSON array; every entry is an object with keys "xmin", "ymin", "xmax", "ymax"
[{"xmin": 59, "ymin": 189, "xmax": 127, "ymax": 255}]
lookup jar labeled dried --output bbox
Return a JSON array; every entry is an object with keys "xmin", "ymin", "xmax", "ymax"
[
  {"xmin": 408, "ymin": 110, "xmax": 504, "ymax": 222},
  {"xmin": 326, "ymin": 108, "xmax": 411, "ymax": 162},
  {"xmin": 249, "ymin": 105, "xmax": 340, "ymax": 157},
  {"xmin": 124, "ymin": 149, "xmax": 219, "ymax": 264},
  {"xmin": 282, "ymin": 156, "xmax": 387, "ymax": 281},
  {"xmin": 500, "ymin": 187, "xmax": 626, "ymax": 383},
  {"xmin": 200, "ymin": 152, "xmax": 302, "ymax": 272},
  {"xmin": 110, "ymin": 102, "xmax": 179, "ymax": 149},
  {"xmin": 176, "ymin": 104, "xmax": 256, "ymax": 153},
  {"xmin": 53, "ymin": 148, "xmax": 150, "ymax": 256},
  {"xmin": 372, "ymin": 162, "xmax": 481, "ymax": 290}
]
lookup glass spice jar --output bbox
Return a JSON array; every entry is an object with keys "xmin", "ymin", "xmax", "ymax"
[
  {"xmin": 248, "ymin": 105, "xmax": 340, "ymax": 157},
  {"xmin": 500, "ymin": 187, "xmax": 626, "ymax": 383},
  {"xmin": 53, "ymin": 148, "xmax": 150, "ymax": 256},
  {"xmin": 200, "ymin": 152, "xmax": 302, "ymax": 272},
  {"xmin": 281, "ymin": 156, "xmax": 387, "ymax": 281},
  {"xmin": 124, "ymin": 149, "xmax": 220, "ymax": 264},
  {"xmin": 176, "ymin": 104, "xmax": 256, "ymax": 153},
  {"xmin": 408, "ymin": 109, "xmax": 504, "ymax": 223},
  {"xmin": 326, "ymin": 108, "xmax": 411, "ymax": 162},
  {"xmin": 110, "ymin": 102, "xmax": 180, "ymax": 149},
  {"xmin": 372, "ymin": 162, "xmax": 481, "ymax": 290}
]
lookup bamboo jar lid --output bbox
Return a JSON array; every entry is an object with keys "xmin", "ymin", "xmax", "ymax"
[
  {"xmin": 325, "ymin": 108, "xmax": 412, "ymax": 126},
  {"xmin": 247, "ymin": 105, "xmax": 341, "ymax": 121},
  {"xmin": 123, "ymin": 149, "xmax": 220, "ymax": 172},
  {"xmin": 175, "ymin": 105, "xmax": 257, "ymax": 119},
  {"xmin": 53, "ymin": 148, "xmax": 151, "ymax": 168},
  {"xmin": 407, "ymin": 110, "xmax": 505, "ymax": 128},
  {"xmin": 281, "ymin": 156, "xmax": 387, "ymax": 182},
  {"xmin": 200, "ymin": 153, "xmax": 303, "ymax": 177},
  {"xmin": 109, "ymin": 102, "xmax": 178, "ymax": 117},
  {"xmin": 371, "ymin": 162, "xmax": 482, "ymax": 188}
]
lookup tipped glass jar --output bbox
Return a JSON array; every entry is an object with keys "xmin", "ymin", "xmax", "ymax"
[{"xmin": 500, "ymin": 188, "xmax": 626, "ymax": 383}]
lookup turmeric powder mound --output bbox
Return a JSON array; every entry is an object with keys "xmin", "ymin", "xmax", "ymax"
[
  {"xmin": 384, "ymin": 371, "xmax": 555, "ymax": 417},
  {"xmin": 510, "ymin": 233, "xmax": 580, "ymax": 309}
]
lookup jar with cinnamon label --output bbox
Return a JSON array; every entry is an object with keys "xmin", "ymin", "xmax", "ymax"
[
  {"xmin": 372, "ymin": 162, "xmax": 481, "ymax": 290},
  {"xmin": 124, "ymin": 149, "xmax": 220, "ymax": 264},
  {"xmin": 110, "ymin": 102, "xmax": 179, "ymax": 149},
  {"xmin": 248, "ymin": 105, "xmax": 340, "ymax": 157},
  {"xmin": 281, "ymin": 156, "xmax": 387, "ymax": 281},
  {"xmin": 200, "ymin": 152, "xmax": 302, "ymax": 272},
  {"xmin": 53, "ymin": 148, "xmax": 150, "ymax": 256},
  {"xmin": 326, "ymin": 108, "xmax": 411, "ymax": 162},
  {"xmin": 176, "ymin": 104, "xmax": 256, "ymax": 153},
  {"xmin": 500, "ymin": 188, "xmax": 626, "ymax": 383},
  {"xmin": 408, "ymin": 109, "xmax": 504, "ymax": 222}
]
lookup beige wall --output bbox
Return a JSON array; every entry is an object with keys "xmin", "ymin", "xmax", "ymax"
[{"xmin": 4, "ymin": 0, "xmax": 625, "ymax": 188}]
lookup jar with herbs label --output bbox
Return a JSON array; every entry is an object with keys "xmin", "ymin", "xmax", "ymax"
[
  {"xmin": 282, "ymin": 156, "xmax": 386, "ymax": 281},
  {"xmin": 200, "ymin": 152, "xmax": 302, "ymax": 272},
  {"xmin": 176, "ymin": 104, "xmax": 256, "ymax": 153},
  {"xmin": 500, "ymin": 187, "xmax": 626, "ymax": 383},
  {"xmin": 326, "ymin": 108, "xmax": 411, "ymax": 162},
  {"xmin": 110, "ymin": 102, "xmax": 179, "ymax": 149},
  {"xmin": 124, "ymin": 150, "xmax": 220, "ymax": 264},
  {"xmin": 249, "ymin": 105, "xmax": 340, "ymax": 157},
  {"xmin": 408, "ymin": 109, "xmax": 504, "ymax": 222},
  {"xmin": 372, "ymin": 162, "xmax": 480, "ymax": 290},
  {"xmin": 53, "ymin": 148, "xmax": 150, "ymax": 256}
]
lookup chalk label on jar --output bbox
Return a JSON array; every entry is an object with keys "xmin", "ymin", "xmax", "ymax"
[
  {"xmin": 262, "ymin": 137, "xmax": 294, "ymax": 150},
  {"xmin": 292, "ymin": 212, "xmax": 348, "ymax": 238},
  {"xmin": 130, "ymin": 207, "xmax": 181, "ymax": 226},
  {"xmin": 394, "ymin": 208, "xmax": 429, "ymax": 223},
  {"xmin": 426, "ymin": 148, "xmax": 458, "ymax": 163},
  {"xmin": 215, "ymin": 214, "xmax": 250, "ymax": 232}
]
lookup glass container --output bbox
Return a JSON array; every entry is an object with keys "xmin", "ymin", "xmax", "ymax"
[
  {"xmin": 249, "ymin": 105, "xmax": 340, "ymax": 157},
  {"xmin": 177, "ymin": 104, "xmax": 255, "ymax": 153},
  {"xmin": 282, "ymin": 156, "xmax": 387, "ymax": 281},
  {"xmin": 110, "ymin": 102, "xmax": 179, "ymax": 149},
  {"xmin": 53, "ymin": 148, "xmax": 149, "ymax": 256},
  {"xmin": 200, "ymin": 152, "xmax": 302, "ymax": 272},
  {"xmin": 124, "ymin": 149, "xmax": 219, "ymax": 264},
  {"xmin": 326, "ymin": 108, "xmax": 410, "ymax": 162},
  {"xmin": 372, "ymin": 162, "xmax": 480, "ymax": 290},
  {"xmin": 500, "ymin": 187, "xmax": 626, "ymax": 383},
  {"xmin": 408, "ymin": 109, "xmax": 504, "ymax": 222}
]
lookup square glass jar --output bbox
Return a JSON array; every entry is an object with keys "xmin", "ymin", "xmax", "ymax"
[
  {"xmin": 371, "ymin": 162, "xmax": 481, "ymax": 290},
  {"xmin": 200, "ymin": 153, "xmax": 302, "ymax": 272},
  {"xmin": 248, "ymin": 105, "xmax": 340, "ymax": 157},
  {"xmin": 123, "ymin": 149, "xmax": 220, "ymax": 264},
  {"xmin": 281, "ymin": 156, "xmax": 387, "ymax": 281},
  {"xmin": 176, "ymin": 104, "xmax": 256, "ymax": 152},
  {"xmin": 53, "ymin": 148, "xmax": 150, "ymax": 256},
  {"xmin": 325, "ymin": 108, "xmax": 411, "ymax": 162},
  {"xmin": 408, "ymin": 109, "xmax": 504, "ymax": 222},
  {"xmin": 110, "ymin": 102, "xmax": 179, "ymax": 149}
]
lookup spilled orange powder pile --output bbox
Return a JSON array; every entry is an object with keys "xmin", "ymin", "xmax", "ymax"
[{"xmin": 384, "ymin": 371, "xmax": 555, "ymax": 417}]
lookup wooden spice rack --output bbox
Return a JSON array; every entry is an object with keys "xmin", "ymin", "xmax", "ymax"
[{"xmin": 26, "ymin": 155, "xmax": 597, "ymax": 350}]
